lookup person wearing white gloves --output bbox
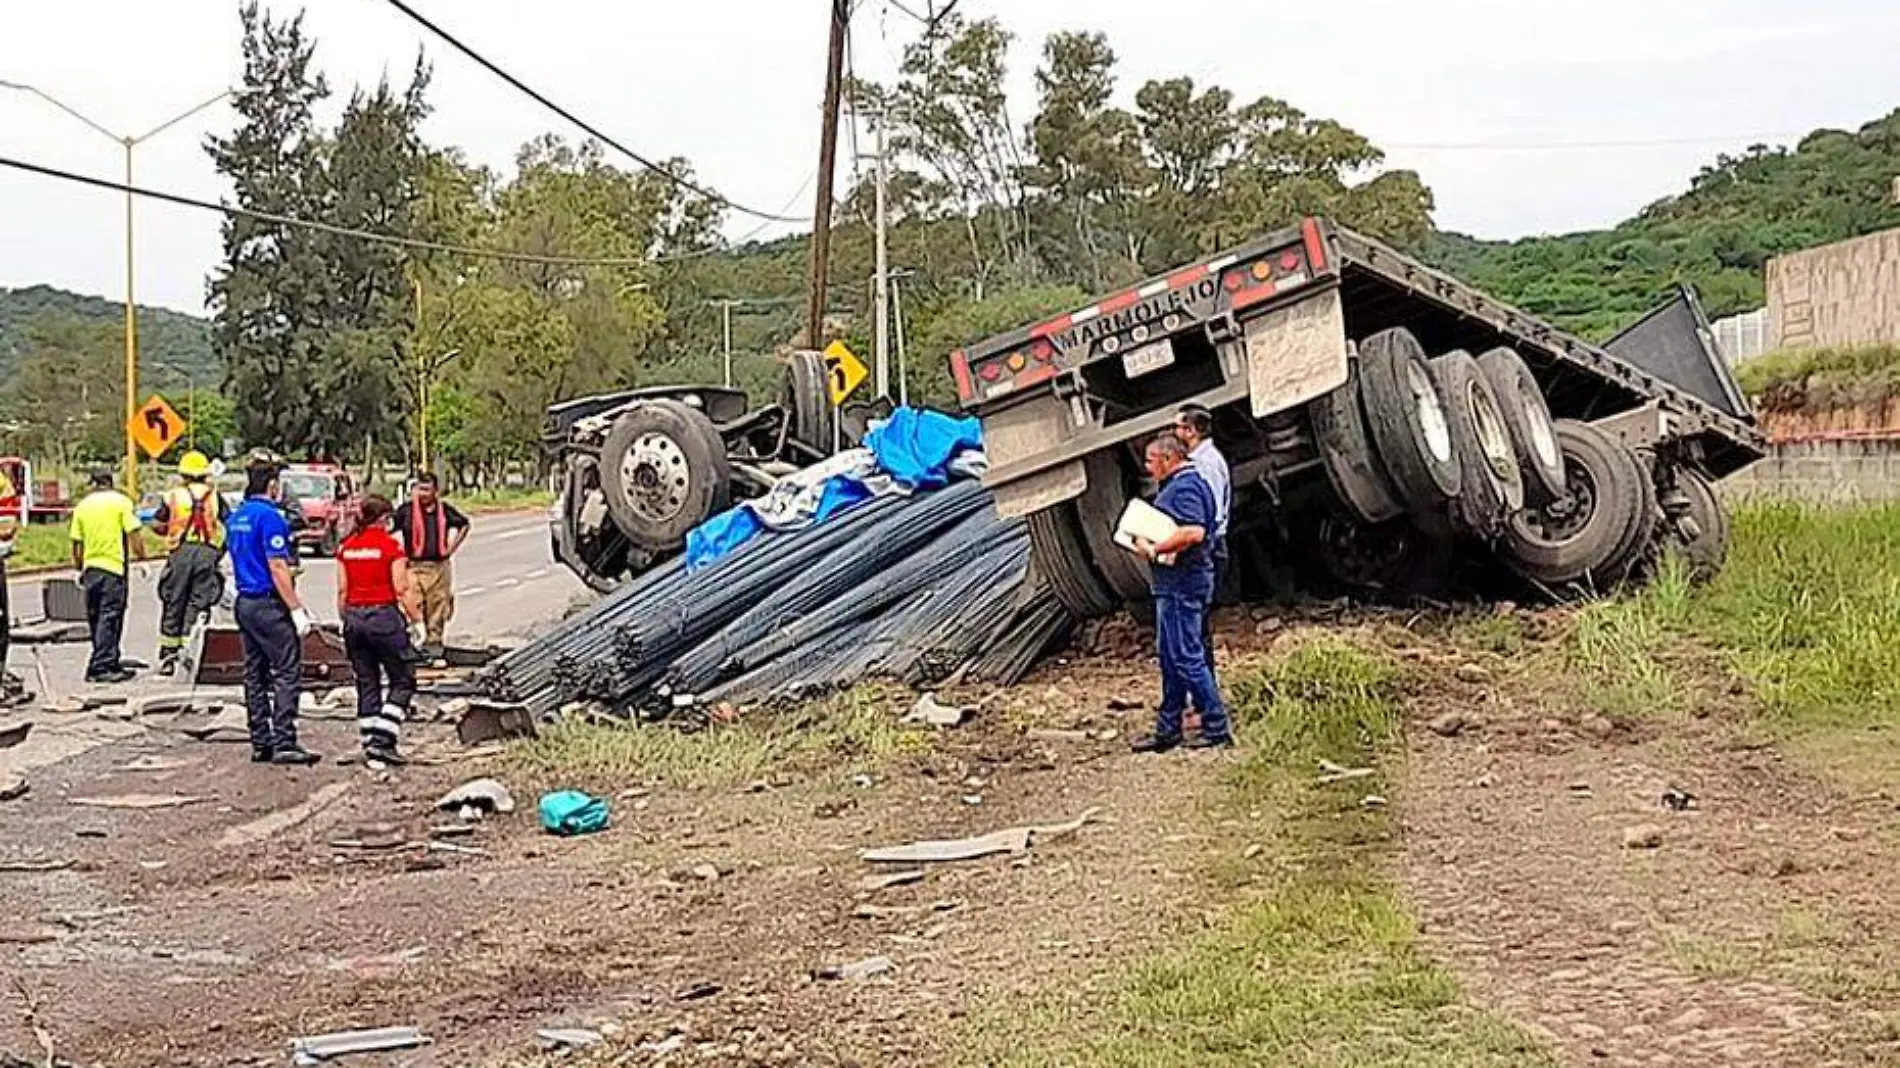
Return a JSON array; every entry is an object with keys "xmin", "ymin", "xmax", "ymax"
[
  {"xmin": 335, "ymin": 494, "xmax": 424, "ymax": 767},
  {"xmin": 225, "ymin": 457, "xmax": 320, "ymax": 766}
]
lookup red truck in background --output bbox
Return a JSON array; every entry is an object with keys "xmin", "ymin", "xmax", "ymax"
[
  {"xmin": 278, "ymin": 462, "xmax": 361, "ymax": 556},
  {"xmin": 0, "ymin": 457, "xmax": 74, "ymax": 524}
]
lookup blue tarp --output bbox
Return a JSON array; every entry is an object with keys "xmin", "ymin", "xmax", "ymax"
[
  {"xmin": 683, "ymin": 407, "xmax": 983, "ymax": 571},
  {"xmin": 861, "ymin": 408, "xmax": 983, "ymax": 491}
]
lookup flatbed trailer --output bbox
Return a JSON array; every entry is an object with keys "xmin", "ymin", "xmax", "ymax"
[{"xmin": 952, "ymin": 217, "xmax": 1764, "ymax": 612}]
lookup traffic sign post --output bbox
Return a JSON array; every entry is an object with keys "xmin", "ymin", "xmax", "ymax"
[
  {"xmin": 129, "ymin": 394, "xmax": 186, "ymax": 460},
  {"xmin": 822, "ymin": 340, "xmax": 869, "ymax": 407}
]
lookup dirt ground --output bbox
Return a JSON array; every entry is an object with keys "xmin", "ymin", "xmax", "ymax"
[{"xmin": 6, "ymin": 606, "xmax": 1900, "ymax": 1066}]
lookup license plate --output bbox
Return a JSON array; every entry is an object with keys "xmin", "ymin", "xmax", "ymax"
[{"xmin": 1121, "ymin": 341, "xmax": 1174, "ymax": 378}]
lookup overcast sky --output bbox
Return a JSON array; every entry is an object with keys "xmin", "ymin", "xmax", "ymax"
[{"xmin": 3, "ymin": 0, "xmax": 1898, "ymax": 314}]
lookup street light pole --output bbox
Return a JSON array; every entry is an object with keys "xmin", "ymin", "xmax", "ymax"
[{"xmin": 0, "ymin": 82, "xmax": 240, "ymax": 494}]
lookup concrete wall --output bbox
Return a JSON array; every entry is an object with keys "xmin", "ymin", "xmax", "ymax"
[
  {"xmin": 1766, "ymin": 227, "xmax": 1900, "ymax": 350},
  {"xmin": 1722, "ymin": 437, "xmax": 1900, "ymax": 503}
]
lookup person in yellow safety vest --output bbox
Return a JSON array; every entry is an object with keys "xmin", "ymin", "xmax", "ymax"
[{"xmin": 153, "ymin": 451, "xmax": 230, "ymax": 677}]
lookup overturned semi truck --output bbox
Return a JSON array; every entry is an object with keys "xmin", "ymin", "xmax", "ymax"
[
  {"xmin": 544, "ymin": 353, "xmax": 891, "ymax": 592},
  {"xmin": 950, "ymin": 218, "xmax": 1765, "ymax": 613}
]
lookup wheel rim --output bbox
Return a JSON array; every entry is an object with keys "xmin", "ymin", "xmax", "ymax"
[
  {"xmin": 1467, "ymin": 381, "xmax": 1518, "ymax": 483},
  {"xmin": 621, "ymin": 432, "xmax": 692, "ymax": 523},
  {"xmin": 1407, "ymin": 362, "xmax": 1453, "ymax": 464},
  {"xmin": 1510, "ymin": 458, "xmax": 1596, "ymax": 547},
  {"xmin": 1521, "ymin": 382, "xmax": 1561, "ymax": 471}
]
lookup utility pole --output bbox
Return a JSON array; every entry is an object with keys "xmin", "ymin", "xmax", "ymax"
[
  {"xmin": 804, "ymin": 0, "xmax": 850, "ymax": 348},
  {"xmin": 871, "ymin": 111, "xmax": 891, "ymax": 399},
  {"xmin": 891, "ymin": 269, "xmax": 911, "ymax": 408},
  {"xmin": 721, "ymin": 300, "xmax": 735, "ymax": 388}
]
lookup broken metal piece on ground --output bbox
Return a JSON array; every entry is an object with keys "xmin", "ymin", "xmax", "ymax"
[
  {"xmin": 0, "ymin": 858, "xmax": 72, "ymax": 873},
  {"xmin": 289, "ymin": 1026, "xmax": 429, "ymax": 1063},
  {"xmin": 812, "ymin": 954, "xmax": 895, "ymax": 981},
  {"xmin": 456, "ymin": 701, "xmax": 537, "ymax": 747},
  {"xmin": 536, "ymin": 1028, "xmax": 603, "ymax": 1050},
  {"xmin": 855, "ymin": 869, "xmax": 926, "ymax": 892},
  {"xmin": 0, "ymin": 721, "xmax": 31, "ymax": 749},
  {"xmin": 675, "ymin": 981, "xmax": 722, "ymax": 1001},
  {"xmin": 904, "ymin": 692, "xmax": 971, "ymax": 728},
  {"xmin": 435, "ymin": 777, "xmax": 515, "ymax": 815},
  {"xmin": 1662, "ymin": 785, "xmax": 1697, "ymax": 811},
  {"xmin": 69, "ymin": 793, "xmax": 210, "ymax": 810},
  {"xmin": 197, "ymin": 624, "xmax": 354, "ymax": 688},
  {"xmin": 859, "ymin": 809, "xmax": 1102, "ymax": 865},
  {"xmin": 0, "ymin": 775, "xmax": 27, "ymax": 802}
]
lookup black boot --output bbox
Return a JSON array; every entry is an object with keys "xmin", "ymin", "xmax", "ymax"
[
  {"xmin": 251, "ymin": 745, "xmax": 275, "ymax": 763},
  {"xmin": 271, "ymin": 746, "xmax": 322, "ymax": 767},
  {"xmin": 1129, "ymin": 733, "xmax": 1183, "ymax": 754}
]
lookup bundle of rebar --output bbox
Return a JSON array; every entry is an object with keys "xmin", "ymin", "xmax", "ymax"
[{"xmin": 484, "ymin": 480, "xmax": 1073, "ymax": 719}]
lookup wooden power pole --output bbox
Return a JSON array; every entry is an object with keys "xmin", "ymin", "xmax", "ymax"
[{"xmin": 804, "ymin": 0, "xmax": 850, "ymax": 348}]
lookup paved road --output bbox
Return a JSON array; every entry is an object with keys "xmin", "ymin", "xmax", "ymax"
[{"xmin": 5, "ymin": 509, "xmax": 584, "ymax": 703}]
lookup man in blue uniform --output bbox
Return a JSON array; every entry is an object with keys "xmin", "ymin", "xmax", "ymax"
[
  {"xmin": 1129, "ymin": 434, "xmax": 1233, "ymax": 753},
  {"xmin": 226, "ymin": 458, "xmax": 320, "ymax": 765},
  {"xmin": 1175, "ymin": 404, "xmax": 1231, "ymax": 674}
]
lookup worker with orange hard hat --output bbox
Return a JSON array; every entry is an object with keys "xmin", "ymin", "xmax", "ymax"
[{"xmin": 153, "ymin": 451, "xmax": 229, "ymax": 677}]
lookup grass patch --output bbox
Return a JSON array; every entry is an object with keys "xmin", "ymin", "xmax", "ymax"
[
  {"xmin": 1570, "ymin": 503, "xmax": 1900, "ymax": 739},
  {"xmin": 503, "ymin": 687, "xmax": 929, "ymax": 792},
  {"xmin": 458, "ymin": 487, "xmax": 554, "ymax": 513},
  {"xmin": 967, "ymin": 642, "xmax": 1552, "ymax": 1067},
  {"xmin": 5, "ymin": 523, "xmax": 73, "ymax": 570}
]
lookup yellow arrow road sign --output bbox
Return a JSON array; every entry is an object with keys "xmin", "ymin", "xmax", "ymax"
[
  {"xmin": 822, "ymin": 340, "xmax": 869, "ymax": 406},
  {"xmin": 130, "ymin": 394, "xmax": 186, "ymax": 460}
]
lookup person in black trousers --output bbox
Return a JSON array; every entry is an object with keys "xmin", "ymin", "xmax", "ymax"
[
  {"xmin": 226, "ymin": 458, "xmax": 320, "ymax": 765},
  {"xmin": 335, "ymin": 495, "xmax": 424, "ymax": 766},
  {"xmin": 0, "ymin": 493, "xmax": 29, "ymax": 707},
  {"xmin": 68, "ymin": 469, "xmax": 146, "ymax": 684}
]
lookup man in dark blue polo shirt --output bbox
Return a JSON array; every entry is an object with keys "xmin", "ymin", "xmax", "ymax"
[
  {"xmin": 226, "ymin": 458, "xmax": 320, "ymax": 765},
  {"xmin": 1129, "ymin": 434, "xmax": 1233, "ymax": 753}
]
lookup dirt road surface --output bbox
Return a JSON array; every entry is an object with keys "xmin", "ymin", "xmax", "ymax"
[{"xmin": 6, "ymin": 597, "xmax": 1900, "ymax": 1066}]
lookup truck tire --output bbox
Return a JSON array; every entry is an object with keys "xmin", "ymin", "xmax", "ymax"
[
  {"xmin": 1668, "ymin": 466, "xmax": 1729, "ymax": 581},
  {"xmin": 1499, "ymin": 420, "xmax": 1645, "ymax": 588},
  {"xmin": 1313, "ymin": 512, "xmax": 1452, "ymax": 599},
  {"xmin": 1475, "ymin": 347, "xmax": 1567, "ymax": 506},
  {"xmin": 1358, "ymin": 328, "xmax": 1462, "ymax": 526},
  {"xmin": 1312, "ymin": 379, "xmax": 1404, "ymax": 525},
  {"xmin": 1026, "ymin": 503, "xmax": 1120, "ymax": 619},
  {"xmin": 1429, "ymin": 350, "xmax": 1525, "ymax": 539},
  {"xmin": 599, "ymin": 400, "xmax": 733, "ymax": 553},
  {"xmin": 1075, "ymin": 452, "xmax": 1152, "ymax": 602},
  {"xmin": 782, "ymin": 352, "xmax": 832, "ymax": 457}
]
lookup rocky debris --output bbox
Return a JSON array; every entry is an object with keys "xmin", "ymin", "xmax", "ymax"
[
  {"xmin": 1454, "ymin": 663, "xmax": 1494, "ymax": 685},
  {"xmin": 1578, "ymin": 714, "xmax": 1616, "ymax": 740},
  {"xmin": 289, "ymin": 1026, "xmax": 428, "ymax": 1063},
  {"xmin": 1427, "ymin": 712, "xmax": 1468, "ymax": 738},
  {"xmin": 68, "ymin": 793, "xmax": 209, "ymax": 810},
  {"xmin": 813, "ymin": 954, "xmax": 895, "ymax": 981},
  {"xmin": 675, "ymin": 982, "xmax": 722, "ymax": 1002},
  {"xmin": 0, "ymin": 774, "xmax": 27, "ymax": 802},
  {"xmin": 536, "ymin": 1028, "xmax": 603, "ymax": 1050},
  {"xmin": 435, "ymin": 777, "xmax": 515, "ymax": 817},
  {"xmin": 1622, "ymin": 824, "xmax": 1666, "ymax": 850},
  {"xmin": 0, "ymin": 923, "xmax": 60, "ymax": 945},
  {"xmin": 0, "ymin": 720, "xmax": 31, "ymax": 749},
  {"xmin": 859, "ymin": 809, "xmax": 1100, "ymax": 864},
  {"xmin": 456, "ymin": 701, "xmax": 536, "ymax": 746},
  {"xmin": 905, "ymin": 693, "xmax": 972, "ymax": 729},
  {"xmin": 856, "ymin": 870, "xmax": 926, "ymax": 892},
  {"xmin": 346, "ymin": 824, "xmax": 408, "ymax": 851},
  {"xmin": 1662, "ymin": 786, "xmax": 1697, "ymax": 812}
]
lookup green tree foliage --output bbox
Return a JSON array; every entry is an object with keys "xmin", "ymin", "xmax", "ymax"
[
  {"xmin": 0, "ymin": 286, "xmax": 214, "ymax": 386},
  {"xmin": 1422, "ymin": 111, "xmax": 1900, "ymax": 340},
  {"xmin": 0, "ymin": 315, "xmax": 124, "ymax": 468}
]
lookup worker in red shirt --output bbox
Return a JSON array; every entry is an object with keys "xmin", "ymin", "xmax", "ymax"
[{"xmin": 334, "ymin": 494, "xmax": 425, "ymax": 766}]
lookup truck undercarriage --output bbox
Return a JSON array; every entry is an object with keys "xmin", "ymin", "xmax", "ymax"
[{"xmin": 953, "ymin": 218, "xmax": 1765, "ymax": 614}]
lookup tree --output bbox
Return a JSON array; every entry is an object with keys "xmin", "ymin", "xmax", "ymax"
[{"xmin": 206, "ymin": 2, "xmax": 332, "ymax": 454}]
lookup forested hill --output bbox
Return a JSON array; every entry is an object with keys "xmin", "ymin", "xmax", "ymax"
[
  {"xmin": 0, "ymin": 284, "xmax": 215, "ymax": 383},
  {"xmin": 1419, "ymin": 109, "xmax": 1900, "ymax": 341}
]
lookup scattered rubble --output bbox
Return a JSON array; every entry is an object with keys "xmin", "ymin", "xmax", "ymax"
[
  {"xmin": 0, "ymin": 774, "xmax": 26, "ymax": 802},
  {"xmin": 455, "ymin": 701, "xmax": 537, "ymax": 746},
  {"xmin": 68, "ymin": 793, "xmax": 209, "ymax": 810},
  {"xmin": 435, "ymin": 778, "xmax": 515, "ymax": 816},
  {"xmin": 289, "ymin": 1026, "xmax": 429, "ymax": 1063},
  {"xmin": 536, "ymin": 1028, "xmax": 603, "ymax": 1050},
  {"xmin": 1426, "ymin": 712, "xmax": 1468, "ymax": 738},
  {"xmin": 1662, "ymin": 786, "xmax": 1697, "ymax": 811},
  {"xmin": 860, "ymin": 809, "xmax": 1100, "ymax": 864},
  {"xmin": 856, "ymin": 870, "xmax": 926, "ymax": 892},
  {"xmin": 1622, "ymin": 824, "xmax": 1666, "ymax": 850},
  {"xmin": 905, "ymin": 693, "xmax": 971, "ymax": 729},
  {"xmin": 0, "ymin": 721, "xmax": 30, "ymax": 749},
  {"xmin": 813, "ymin": 954, "xmax": 895, "ymax": 982}
]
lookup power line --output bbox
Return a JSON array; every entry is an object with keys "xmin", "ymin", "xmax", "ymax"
[
  {"xmin": 375, "ymin": 0, "xmax": 810, "ymax": 225},
  {"xmin": 1388, "ymin": 132, "xmax": 1804, "ymax": 152},
  {"xmin": 0, "ymin": 153, "xmax": 685, "ymax": 269}
]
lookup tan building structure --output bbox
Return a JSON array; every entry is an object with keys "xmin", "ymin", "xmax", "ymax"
[{"xmin": 1766, "ymin": 225, "xmax": 1900, "ymax": 350}]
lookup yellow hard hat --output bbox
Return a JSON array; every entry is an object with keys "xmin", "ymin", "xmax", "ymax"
[{"xmin": 178, "ymin": 451, "xmax": 212, "ymax": 478}]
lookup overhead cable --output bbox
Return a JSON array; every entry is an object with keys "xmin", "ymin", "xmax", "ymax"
[
  {"xmin": 0, "ymin": 153, "xmax": 746, "ymax": 269},
  {"xmin": 376, "ymin": 0, "xmax": 811, "ymax": 225}
]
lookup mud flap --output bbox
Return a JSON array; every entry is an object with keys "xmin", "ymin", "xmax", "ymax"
[
  {"xmin": 984, "ymin": 394, "xmax": 1087, "ymax": 519},
  {"xmin": 1246, "ymin": 287, "xmax": 1350, "ymax": 418}
]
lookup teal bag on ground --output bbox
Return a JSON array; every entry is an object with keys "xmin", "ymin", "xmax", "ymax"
[{"xmin": 538, "ymin": 790, "xmax": 611, "ymax": 836}]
